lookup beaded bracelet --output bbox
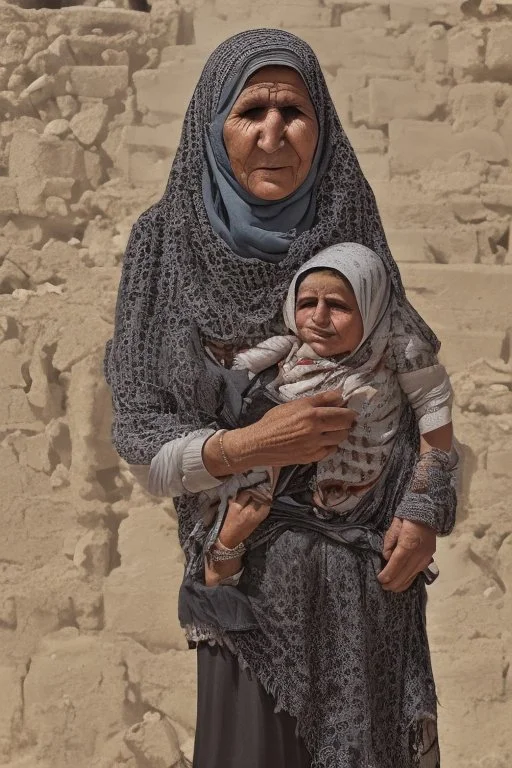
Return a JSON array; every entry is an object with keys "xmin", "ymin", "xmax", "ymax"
[{"xmin": 217, "ymin": 429, "xmax": 234, "ymax": 471}]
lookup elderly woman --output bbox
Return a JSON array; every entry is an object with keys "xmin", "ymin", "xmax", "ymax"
[{"xmin": 104, "ymin": 29, "xmax": 456, "ymax": 768}]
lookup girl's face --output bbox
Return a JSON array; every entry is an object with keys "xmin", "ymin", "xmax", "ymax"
[{"xmin": 294, "ymin": 270, "xmax": 364, "ymax": 357}]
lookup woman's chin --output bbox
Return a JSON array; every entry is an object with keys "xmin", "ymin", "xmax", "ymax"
[
  {"xmin": 247, "ymin": 175, "xmax": 297, "ymax": 200},
  {"xmin": 307, "ymin": 339, "xmax": 347, "ymax": 357}
]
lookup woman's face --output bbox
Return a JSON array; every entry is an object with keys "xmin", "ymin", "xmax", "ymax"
[
  {"xmin": 223, "ymin": 66, "xmax": 319, "ymax": 201},
  {"xmin": 294, "ymin": 270, "xmax": 364, "ymax": 357}
]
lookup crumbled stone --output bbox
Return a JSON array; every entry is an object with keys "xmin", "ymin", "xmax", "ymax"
[
  {"xmin": 68, "ymin": 66, "xmax": 129, "ymax": 99},
  {"xmin": 43, "ymin": 119, "xmax": 70, "ymax": 137},
  {"xmin": 69, "ymin": 102, "xmax": 109, "ymax": 146}
]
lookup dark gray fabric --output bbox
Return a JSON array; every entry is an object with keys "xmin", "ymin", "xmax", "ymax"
[
  {"xmin": 202, "ymin": 50, "xmax": 328, "ymax": 261},
  {"xmin": 194, "ymin": 642, "xmax": 312, "ymax": 768}
]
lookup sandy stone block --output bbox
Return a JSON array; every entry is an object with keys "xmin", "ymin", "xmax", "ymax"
[
  {"xmin": 53, "ymin": 315, "xmax": 112, "ymax": 373},
  {"xmin": 0, "ymin": 259, "xmax": 29, "ymax": 293},
  {"xmin": 9, "ymin": 131, "xmax": 86, "ymax": 182},
  {"xmin": 249, "ymin": 3, "xmax": 332, "ymax": 27},
  {"xmin": 345, "ymin": 125, "xmax": 386, "ymax": 154},
  {"xmin": 54, "ymin": 5, "xmax": 151, "ymax": 34},
  {"xmin": 14, "ymin": 179, "xmax": 47, "ymax": 219},
  {"xmin": 449, "ymin": 83, "xmax": 500, "ymax": 132},
  {"xmin": 124, "ymin": 713, "xmax": 182, "ymax": 768},
  {"xmin": 23, "ymin": 630, "xmax": 128, "ymax": 768},
  {"xmin": 389, "ymin": 0, "xmax": 429, "ymax": 23},
  {"xmin": 73, "ymin": 527, "xmax": 112, "ymax": 577},
  {"xmin": 123, "ymin": 151, "xmax": 171, "ymax": 186},
  {"xmin": 133, "ymin": 61, "xmax": 204, "ymax": 118},
  {"xmin": 450, "ymin": 195, "xmax": 488, "ymax": 222},
  {"xmin": 350, "ymin": 87, "xmax": 369, "ymax": 124},
  {"xmin": 331, "ymin": 69, "xmax": 367, "ymax": 95},
  {"xmin": 368, "ymin": 79, "xmax": 439, "ymax": 125},
  {"xmin": 84, "ymin": 149, "xmax": 103, "ymax": 189},
  {"xmin": 126, "ymin": 646, "xmax": 197, "ymax": 732},
  {"xmin": 45, "ymin": 196, "xmax": 68, "ymax": 217},
  {"xmin": 0, "ymin": 666, "xmax": 22, "ymax": 762},
  {"xmin": 386, "ymin": 228, "xmax": 434, "ymax": 262},
  {"xmin": 69, "ymin": 102, "xmax": 109, "ymax": 146},
  {"xmin": 42, "ymin": 176, "xmax": 75, "ymax": 200},
  {"xmin": 389, "ymin": 120, "xmax": 507, "ymax": 174},
  {"xmin": 103, "ymin": 507, "xmax": 188, "ymax": 652},
  {"xmin": 120, "ymin": 123, "xmax": 182, "ymax": 153},
  {"xmin": 56, "ymin": 94, "xmax": 78, "ymax": 119},
  {"xmin": 43, "ymin": 119, "xmax": 70, "ymax": 137},
  {"xmin": 283, "ymin": 28, "xmax": 412, "ymax": 71},
  {"xmin": 486, "ymin": 446, "xmax": 512, "ymax": 477},
  {"xmin": 447, "ymin": 28, "xmax": 484, "ymax": 75},
  {"xmin": 0, "ymin": 340, "xmax": 27, "ymax": 389},
  {"xmin": 485, "ymin": 24, "xmax": 512, "ymax": 76},
  {"xmin": 400, "ymin": 263, "xmax": 512, "ymax": 334},
  {"xmin": 476, "ymin": 221, "xmax": 509, "ymax": 264},
  {"xmin": 68, "ymin": 66, "xmax": 128, "ymax": 99},
  {"xmin": 0, "ymin": 178, "xmax": 19, "ymax": 216},
  {"xmin": 340, "ymin": 5, "xmax": 389, "ymax": 28},
  {"xmin": 357, "ymin": 152, "xmax": 390, "ymax": 182},
  {"xmin": 424, "ymin": 228, "xmax": 479, "ymax": 264},
  {"xmin": 480, "ymin": 183, "xmax": 512, "ymax": 208},
  {"xmin": 439, "ymin": 330, "xmax": 507, "ymax": 373}
]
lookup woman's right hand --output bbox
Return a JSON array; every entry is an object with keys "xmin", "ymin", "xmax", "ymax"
[{"xmin": 225, "ymin": 389, "xmax": 357, "ymax": 470}]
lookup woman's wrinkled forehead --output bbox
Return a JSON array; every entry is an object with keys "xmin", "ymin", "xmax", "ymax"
[{"xmin": 211, "ymin": 56, "xmax": 313, "ymax": 121}]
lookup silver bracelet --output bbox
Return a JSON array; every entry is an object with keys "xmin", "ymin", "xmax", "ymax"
[{"xmin": 207, "ymin": 538, "xmax": 246, "ymax": 562}]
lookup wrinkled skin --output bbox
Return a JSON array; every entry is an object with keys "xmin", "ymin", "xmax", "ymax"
[{"xmin": 223, "ymin": 66, "xmax": 319, "ymax": 200}]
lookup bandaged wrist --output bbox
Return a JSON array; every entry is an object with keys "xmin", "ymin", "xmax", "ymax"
[{"xmin": 395, "ymin": 448, "xmax": 457, "ymax": 536}]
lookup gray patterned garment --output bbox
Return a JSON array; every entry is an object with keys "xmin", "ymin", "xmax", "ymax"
[{"xmin": 103, "ymin": 28, "xmax": 455, "ymax": 768}]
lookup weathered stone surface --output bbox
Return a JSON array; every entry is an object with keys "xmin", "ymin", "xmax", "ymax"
[
  {"xmin": 447, "ymin": 27, "xmax": 485, "ymax": 76},
  {"xmin": 0, "ymin": 178, "xmax": 20, "ymax": 215},
  {"xmin": 401, "ymin": 263, "xmax": 512, "ymax": 334},
  {"xmin": 485, "ymin": 23, "xmax": 512, "ymax": 77},
  {"xmin": 449, "ymin": 83, "xmax": 501, "ymax": 132},
  {"xmin": 9, "ymin": 131, "xmax": 86, "ymax": 183},
  {"xmin": 68, "ymin": 66, "xmax": 129, "ymax": 99},
  {"xmin": 368, "ymin": 79, "xmax": 441, "ymax": 125},
  {"xmin": 389, "ymin": 120, "xmax": 507, "ymax": 174},
  {"xmin": 124, "ymin": 712, "xmax": 182, "ymax": 768},
  {"xmin": 104, "ymin": 507, "xmax": 188, "ymax": 652},
  {"xmin": 124, "ymin": 644, "xmax": 197, "ymax": 732},
  {"xmin": 69, "ymin": 102, "xmax": 109, "ymax": 146},
  {"xmin": 0, "ymin": 665, "xmax": 23, "ymax": 763},
  {"xmin": 23, "ymin": 630, "xmax": 128, "ymax": 768},
  {"xmin": 133, "ymin": 61, "xmax": 203, "ymax": 118}
]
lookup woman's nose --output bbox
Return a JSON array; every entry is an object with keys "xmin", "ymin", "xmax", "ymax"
[
  {"xmin": 257, "ymin": 108, "xmax": 286, "ymax": 153},
  {"xmin": 312, "ymin": 301, "xmax": 330, "ymax": 326}
]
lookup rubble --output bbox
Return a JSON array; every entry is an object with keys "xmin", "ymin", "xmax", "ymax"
[{"xmin": 0, "ymin": 1, "xmax": 511, "ymax": 767}]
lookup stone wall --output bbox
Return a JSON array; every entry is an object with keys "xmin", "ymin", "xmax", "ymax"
[{"xmin": 0, "ymin": 0, "xmax": 511, "ymax": 766}]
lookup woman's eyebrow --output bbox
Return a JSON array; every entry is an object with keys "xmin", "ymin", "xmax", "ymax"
[{"xmin": 237, "ymin": 86, "xmax": 309, "ymax": 107}]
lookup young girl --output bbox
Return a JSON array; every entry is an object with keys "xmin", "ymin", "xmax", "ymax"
[{"xmin": 192, "ymin": 243, "xmax": 457, "ymax": 585}]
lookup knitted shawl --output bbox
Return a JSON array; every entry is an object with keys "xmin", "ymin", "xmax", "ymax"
[{"xmin": 103, "ymin": 28, "xmax": 439, "ymax": 469}]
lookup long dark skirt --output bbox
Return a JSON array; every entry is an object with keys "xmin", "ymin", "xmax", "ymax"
[{"xmin": 193, "ymin": 641, "xmax": 312, "ymax": 768}]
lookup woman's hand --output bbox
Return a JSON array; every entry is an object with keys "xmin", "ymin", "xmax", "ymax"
[
  {"xmin": 203, "ymin": 390, "xmax": 356, "ymax": 477},
  {"xmin": 377, "ymin": 517, "xmax": 436, "ymax": 592}
]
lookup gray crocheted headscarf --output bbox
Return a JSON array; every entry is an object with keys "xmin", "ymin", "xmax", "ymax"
[{"xmin": 104, "ymin": 28, "xmax": 439, "ymax": 466}]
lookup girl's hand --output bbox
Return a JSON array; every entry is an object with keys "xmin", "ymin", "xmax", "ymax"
[{"xmin": 219, "ymin": 489, "xmax": 272, "ymax": 548}]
